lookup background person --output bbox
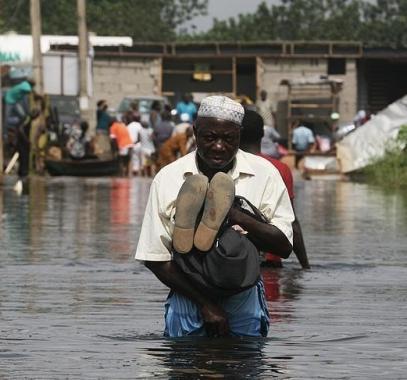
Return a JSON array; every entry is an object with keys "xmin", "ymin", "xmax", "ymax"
[
  {"xmin": 138, "ymin": 121, "xmax": 156, "ymax": 177},
  {"xmin": 149, "ymin": 100, "xmax": 162, "ymax": 130},
  {"xmin": 129, "ymin": 101, "xmax": 141, "ymax": 123},
  {"xmin": 256, "ymin": 89, "xmax": 275, "ymax": 129},
  {"xmin": 153, "ymin": 110, "xmax": 174, "ymax": 151},
  {"xmin": 16, "ymin": 108, "xmax": 41, "ymax": 179},
  {"xmin": 292, "ymin": 121, "xmax": 315, "ymax": 168},
  {"xmin": 240, "ymin": 109, "xmax": 310, "ymax": 269},
  {"xmin": 4, "ymin": 79, "xmax": 34, "ymax": 129},
  {"xmin": 25, "ymin": 93, "xmax": 48, "ymax": 174},
  {"xmin": 156, "ymin": 127, "xmax": 194, "ymax": 170},
  {"xmin": 176, "ymin": 93, "xmax": 197, "ymax": 123},
  {"xmin": 4, "ymin": 79, "xmax": 35, "ymax": 161},
  {"xmin": 96, "ymin": 100, "xmax": 111, "ymax": 135},
  {"xmin": 256, "ymin": 89, "xmax": 281, "ymax": 158},
  {"xmin": 124, "ymin": 111, "xmax": 143, "ymax": 175},
  {"xmin": 66, "ymin": 121, "xmax": 92, "ymax": 160},
  {"xmin": 261, "ymin": 124, "xmax": 281, "ymax": 159},
  {"xmin": 172, "ymin": 112, "xmax": 192, "ymax": 136},
  {"xmin": 109, "ymin": 118, "xmax": 133, "ymax": 176}
]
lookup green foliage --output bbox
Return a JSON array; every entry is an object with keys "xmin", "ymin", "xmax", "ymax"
[
  {"xmin": 397, "ymin": 124, "xmax": 407, "ymax": 145},
  {"xmin": 180, "ymin": 0, "xmax": 407, "ymax": 47},
  {"xmin": 361, "ymin": 0, "xmax": 407, "ymax": 47},
  {"xmin": 0, "ymin": 0, "xmax": 208, "ymax": 42},
  {"xmin": 1, "ymin": 0, "xmax": 406, "ymax": 46},
  {"xmin": 361, "ymin": 125, "xmax": 407, "ymax": 188}
]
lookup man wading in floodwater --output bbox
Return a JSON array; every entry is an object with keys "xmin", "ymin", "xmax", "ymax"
[{"xmin": 135, "ymin": 96, "xmax": 294, "ymax": 337}]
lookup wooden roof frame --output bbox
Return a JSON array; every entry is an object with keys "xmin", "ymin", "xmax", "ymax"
[{"xmin": 51, "ymin": 41, "xmax": 363, "ymax": 59}]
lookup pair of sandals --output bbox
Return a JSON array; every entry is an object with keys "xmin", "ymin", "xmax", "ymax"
[{"xmin": 173, "ymin": 172, "xmax": 235, "ymax": 254}]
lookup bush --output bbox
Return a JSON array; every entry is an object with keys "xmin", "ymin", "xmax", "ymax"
[{"xmin": 361, "ymin": 125, "xmax": 407, "ymax": 188}]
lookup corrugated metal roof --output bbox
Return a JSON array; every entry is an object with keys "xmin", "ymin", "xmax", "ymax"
[{"xmin": 0, "ymin": 33, "xmax": 133, "ymax": 64}]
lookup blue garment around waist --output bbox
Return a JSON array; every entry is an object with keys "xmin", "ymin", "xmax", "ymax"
[{"xmin": 164, "ymin": 280, "xmax": 270, "ymax": 338}]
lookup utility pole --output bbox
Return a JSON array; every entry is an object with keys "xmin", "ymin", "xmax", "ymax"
[
  {"xmin": 30, "ymin": 0, "xmax": 43, "ymax": 94},
  {"xmin": 77, "ymin": 0, "xmax": 89, "ymax": 121},
  {"xmin": 0, "ymin": 65, "xmax": 3, "ymax": 184}
]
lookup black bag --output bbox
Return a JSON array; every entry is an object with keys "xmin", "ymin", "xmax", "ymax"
[{"xmin": 173, "ymin": 196, "xmax": 268, "ymax": 298}]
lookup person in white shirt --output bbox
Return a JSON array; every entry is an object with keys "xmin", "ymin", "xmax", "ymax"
[
  {"xmin": 125, "ymin": 111, "xmax": 156, "ymax": 176},
  {"xmin": 256, "ymin": 89, "xmax": 275, "ymax": 128},
  {"xmin": 126, "ymin": 114, "xmax": 143, "ymax": 175},
  {"xmin": 135, "ymin": 96, "xmax": 294, "ymax": 337}
]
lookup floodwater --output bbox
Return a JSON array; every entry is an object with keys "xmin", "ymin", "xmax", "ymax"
[{"xmin": 0, "ymin": 176, "xmax": 406, "ymax": 379}]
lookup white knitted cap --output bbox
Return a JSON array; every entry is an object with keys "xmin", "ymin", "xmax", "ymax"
[{"xmin": 197, "ymin": 95, "xmax": 244, "ymax": 126}]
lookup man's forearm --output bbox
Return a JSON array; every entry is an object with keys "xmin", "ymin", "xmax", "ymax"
[
  {"xmin": 229, "ymin": 208, "xmax": 292, "ymax": 258},
  {"xmin": 145, "ymin": 260, "xmax": 230, "ymax": 336}
]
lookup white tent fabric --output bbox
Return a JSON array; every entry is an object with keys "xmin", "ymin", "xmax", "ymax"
[{"xmin": 336, "ymin": 95, "xmax": 407, "ymax": 173}]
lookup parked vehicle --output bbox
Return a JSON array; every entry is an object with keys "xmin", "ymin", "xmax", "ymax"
[{"xmin": 49, "ymin": 95, "xmax": 80, "ymax": 128}]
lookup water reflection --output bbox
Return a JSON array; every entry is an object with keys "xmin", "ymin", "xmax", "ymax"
[
  {"xmin": 27, "ymin": 177, "xmax": 46, "ymax": 260},
  {"xmin": 1, "ymin": 177, "xmax": 151, "ymax": 263},
  {"xmin": 110, "ymin": 179, "xmax": 132, "ymax": 260},
  {"xmin": 262, "ymin": 267, "xmax": 305, "ymax": 324},
  {"xmin": 0, "ymin": 184, "xmax": 3, "ymax": 240},
  {"xmin": 147, "ymin": 337, "xmax": 288, "ymax": 379}
]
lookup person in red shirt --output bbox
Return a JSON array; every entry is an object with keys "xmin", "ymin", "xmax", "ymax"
[{"xmin": 240, "ymin": 109, "xmax": 310, "ymax": 269}]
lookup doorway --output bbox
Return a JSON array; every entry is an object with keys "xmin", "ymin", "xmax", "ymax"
[{"xmin": 236, "ymin": 58, "xmax": 257, "ymax": 103}]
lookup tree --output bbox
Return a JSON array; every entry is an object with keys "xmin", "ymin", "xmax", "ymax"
[
  {"xmin": 184, "ymin": 0, "xmax": 407, "ymax": 48},
  {"xmin": 1, "ymin": 0, "xmax": 406, "ymax": 47},
  {"xmin": 0, "ymin": 0, "xmax": 208, "ymax": 42},
  {"xmin": 361, "ymin": 0, "xmax": 407, "ymax": 47}
]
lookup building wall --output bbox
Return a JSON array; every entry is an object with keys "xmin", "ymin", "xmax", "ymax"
[
  {"xmin": 87, "ymin": 55, "xmax": 357, "ymax": 134},
  {"xmin": 92, "ymin": 58, "xmax": 161, "ymax": 109},
  {"xmin": 87, "ymin": 57, "xmax": 161, "ymax": 130},
  {"xmin": 258, "ymin": 58, "xmax": 357, "ymax": 137},
  {"xmin": 331, "ymin": 59, "xmax": 357, "ymax": 122}
]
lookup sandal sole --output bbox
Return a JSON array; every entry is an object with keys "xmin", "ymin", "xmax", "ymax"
[
  {"xmin": 194, "ymin": 172, "xmax": 235, "ymax": 252},
  {"xmin": 172, "ymin": 174, "xmax": 208, "ymax": 253}
]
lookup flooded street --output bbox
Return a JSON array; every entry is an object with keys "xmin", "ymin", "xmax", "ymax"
[{"xmin": 1, "ymin": 176, "xmax": 406, "ymax": 379}]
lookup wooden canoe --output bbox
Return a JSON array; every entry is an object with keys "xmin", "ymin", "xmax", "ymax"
[{"xmin": 45, "ymin": 158, "xmax": 120, "ymax": 177}]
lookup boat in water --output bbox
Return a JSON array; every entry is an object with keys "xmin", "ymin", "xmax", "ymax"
[{"xmin": 45, "ymin": 157, "xmax": 120, "ymax": 177}]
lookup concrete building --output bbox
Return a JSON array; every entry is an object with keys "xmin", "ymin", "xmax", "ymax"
[
  {"xmin": 52, "ymin": 41, "xmax": 359, "ymax": 137},
  {"xmin": 30, "ymin": 40, "xmax": 407, "ymax": 137}
]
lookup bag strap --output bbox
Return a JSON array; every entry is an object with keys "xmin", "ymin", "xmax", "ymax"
[
  {"xmin": 217, "ymin": 195, "xmax": 268, "ymax": 237},
  {"xmin": 233, "ymin": 195, "xmax": 269, "ymax": 223}
]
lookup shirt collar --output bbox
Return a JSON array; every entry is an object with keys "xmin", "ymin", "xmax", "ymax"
[{"xmin": 182, "ymin": 150, "xmax": 256, "ymax": 180}]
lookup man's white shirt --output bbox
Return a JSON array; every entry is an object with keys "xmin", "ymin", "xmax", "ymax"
[{"xmin": 135, "ymin": 150, "xmax": 294, "ymax": 262}]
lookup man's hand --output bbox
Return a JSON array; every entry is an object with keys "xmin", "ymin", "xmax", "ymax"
[
  {"xmin": 145, "ymin": 260, "xmax": 231, "ymax": 336},
  {"xmin": 227, "ymin": 206, "xmax": 242, "ymax": 225},
  {"xmin": 200, "ymin": 303, "xmax": 229, "ymax": 337}
]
